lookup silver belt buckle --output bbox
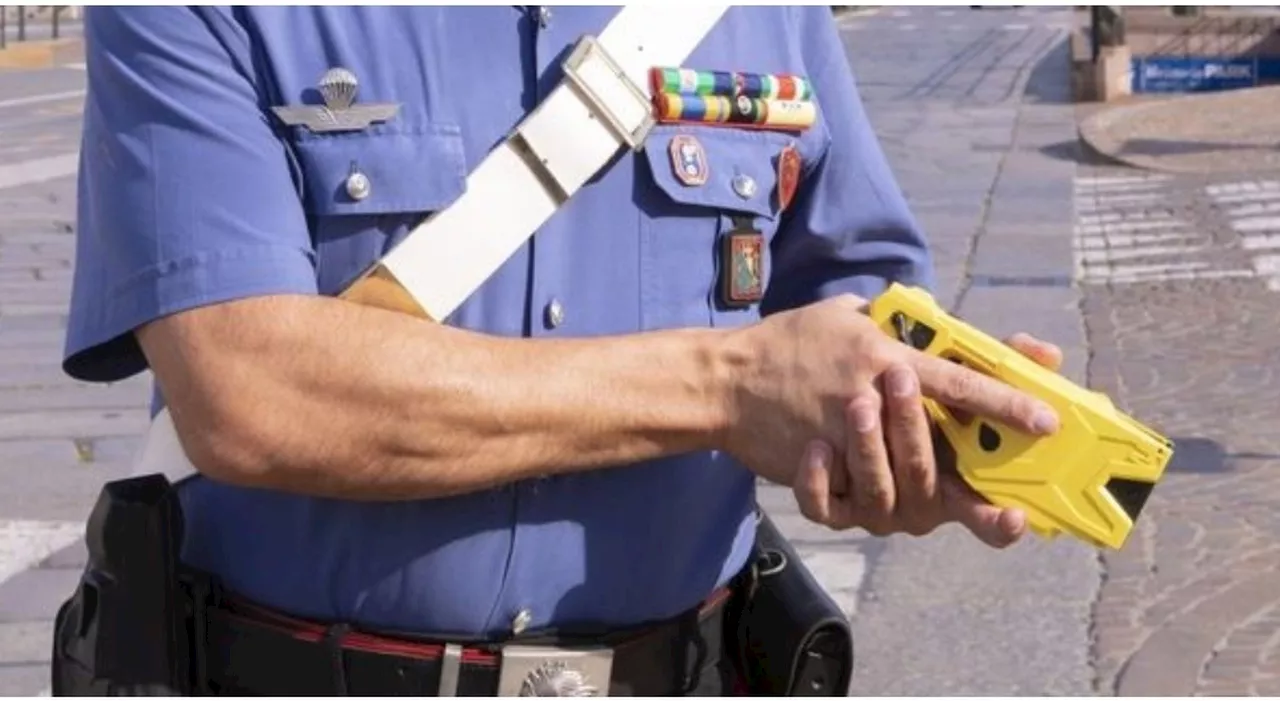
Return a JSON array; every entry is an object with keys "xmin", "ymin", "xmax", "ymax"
[{"xmin": 496, "ymin": 645, "xmax": 616, "ymax": 697}]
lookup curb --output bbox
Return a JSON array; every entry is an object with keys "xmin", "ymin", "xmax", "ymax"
[
  {"xmin": 1076, "ymin": 88, "xmax": 1280, "ymax": 175},
  {"xmin": 0, "ymin": 38, "xmax": 83, "ymax": 70}
]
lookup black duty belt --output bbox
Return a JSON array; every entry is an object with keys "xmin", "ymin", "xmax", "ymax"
[{"xmin": 196, "ymin": 587, "xmax": 737, "ymax": 696}]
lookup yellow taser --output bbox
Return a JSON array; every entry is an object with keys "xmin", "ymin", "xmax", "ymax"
[{"xmin": 867, "ymin": 283, "xmax": 1173, "ymax": 550}]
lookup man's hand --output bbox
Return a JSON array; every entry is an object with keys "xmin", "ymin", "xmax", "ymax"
[
  {"xmin": 721, "ymin": 294, "xmax": 1059, "ymax": 496},
  {"xmin": 791, "ymin": 332, "xmax": 1064, "ymax": 548}
]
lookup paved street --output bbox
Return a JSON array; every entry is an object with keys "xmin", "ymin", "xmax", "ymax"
[
  {"xmin": 0, "ymin": 55, "xmax": 132, "ymax": 696},
  {"xmin": 0, "ymin": 5, "xmax": 1276, "ymax": 698}
]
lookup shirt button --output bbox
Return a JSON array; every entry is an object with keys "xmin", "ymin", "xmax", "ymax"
[
  {"xmin": 345, "ymin": 170, "xmax": 371, "ymax": 201},
  {"xmin": 544, "ymin": 298, "xmax": 565, "ymax": 329},
  {"xmin": 536, "ymin": 6, "xmax": 552, "ymax": 28},
  {"xmin": 512, "ymin": 608, "xmax": 533, "ymax": 635},
  {"xmin": 732, "ymin": 174, "xmax": 757, "ymax": 200}
]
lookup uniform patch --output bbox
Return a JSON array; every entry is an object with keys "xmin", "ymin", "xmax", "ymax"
[
  {"xmin": 720, "ymin": 228, "xmax": 765, "ymax": 307},
  {"xmin": 669, "ymin": 134, "xmax": 708, "ymax": 186},
  {"xmin": 776, "ymin": 144, "xmax": 801, "ymax": 213}
]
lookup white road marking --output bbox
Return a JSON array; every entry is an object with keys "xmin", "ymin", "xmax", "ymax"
[
  {"xmin": 1079, "ymin": 244, "xmax": 1206, "ymax": 265},
  {"xmin": 1075, "ymin": 232, "xmax": 1198, "ymax": 250},
  {"xmin": 1074, "ymin": 175, "xmax": 1253, "ymax": 286},
  {"xmin": 1075, "ymin": 181, "xmax": 1174, "ymax": 195},
  {"xmin": 1242, "ymin": 234, "xmax": 1280, "ymax": 251},
  {"xmin": 1223, "ymin": 200, "xmax": 1280, "ymax": 218},
  {"xmin": 0, "ymin": 153, "xmax": 79, "ymax": 191},
  {"xmin": 1096, "ymin": 268, "xmax": 1256, "ymax": 284},
  {"xmin": 0, "ymin": 90, "xmax": 85, "ymax": 111},
  {"xmin": 62, "ymin": 62, "xmax": 86, "ymax": 71},
  {"xmin": 889, "ymin": 9, "xmax": 911, "ymax": 17},
  {"xmin": 1075, "ymin": 192, "xmax": 1169, "ymax": 208},
  {"xmin": 1230, "ymin": 216, "xmax": 1280, "ymax": 233},
  {"xmin": 1076, "ymin": 174, "xmax": 1171, "ymax": 187},
  {"xmin": 1208, "ymin": 180, "xmax": 1280, "ymax": 290},
  {"xmin": 0, "ymin": 519, "xmax": 84, "ymax": 587}
]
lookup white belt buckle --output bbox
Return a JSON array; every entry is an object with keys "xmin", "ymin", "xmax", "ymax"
[
  {"xmin": 495, "ymin": 645, "xmax": 616, "ymax": 697},
  {"xmin": 561, "ymin": 34, "xmax": 655, "ymax": 152}
]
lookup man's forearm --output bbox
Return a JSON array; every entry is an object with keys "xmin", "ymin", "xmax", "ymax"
[{"xmin": 139, "ymin": 294, "xmax": 738, "ymax": 500}]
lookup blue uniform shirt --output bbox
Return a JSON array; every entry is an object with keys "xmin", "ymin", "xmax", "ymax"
[{"xmin": 64, "ymin": 6, "xmax": 933, "ymax": 637}]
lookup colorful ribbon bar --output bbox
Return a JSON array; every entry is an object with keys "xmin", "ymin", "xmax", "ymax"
[
  {"xmin": 653, "ymin": 93, "xmax": 816, "ymax": 132},
  {"xmin": 650, "ymin": 67, "xmax": 814, "ymax": 101}
]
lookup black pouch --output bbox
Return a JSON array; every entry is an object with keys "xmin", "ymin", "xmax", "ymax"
[
  {"xmin": 733, "ymin": 510, "xmax": 855, "ymax": 696},
  {"xmin": 50, "ymin": 474, "xmax": 192, "ymax": 696}
]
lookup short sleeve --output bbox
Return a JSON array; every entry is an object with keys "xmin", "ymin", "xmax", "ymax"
[
  {"xmin": 762, "ymin": 7, "xmax": 935, "ymax": 315},
  {"xmin": 63, "ymin": 6, "xmax": 319, "ymax": 383}
]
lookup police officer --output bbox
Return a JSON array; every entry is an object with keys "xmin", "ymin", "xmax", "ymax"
[{"xmin": 59, "ymin": 5, "xmax": 1065, "ymax": 696}]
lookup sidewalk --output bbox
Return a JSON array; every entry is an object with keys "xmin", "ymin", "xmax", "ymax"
[{"xmin": 1079, "ymin": 85, "xmax": 1280, "ymax": 174}]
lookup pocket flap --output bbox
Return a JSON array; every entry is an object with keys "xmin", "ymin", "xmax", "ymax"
[
  {"xmin": 643, "ymin": 126, "xmax": 796, "ymax": 221},
  {"xmin": 289, "ymin": 124, "xmax": 468, "ymax": 216}
]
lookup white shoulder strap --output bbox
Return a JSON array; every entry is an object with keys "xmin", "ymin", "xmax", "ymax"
[{"xmin": 133, "ymin": 5, "xmax": 730, "ymax": 484}]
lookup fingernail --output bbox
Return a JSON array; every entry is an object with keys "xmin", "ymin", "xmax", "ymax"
[
  {"xmin": 1032, "ymin": 405, "xmax": 1058, "ymax": 434},
  {"xmin": 807, "ymin": 441, "xmax": 832, "ymax": 469},
  {"xmin": 886, "ymin": 366, "xmax": 917, "ymax": 398},
  {"xmin": 851, "ymin": 398, "xmax": 879, "ymax": 433}
]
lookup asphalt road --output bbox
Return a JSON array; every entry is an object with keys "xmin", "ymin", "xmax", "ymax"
[{"xmin": 4, "ymin": 6, "xmax": 1268, "ymax": 698}]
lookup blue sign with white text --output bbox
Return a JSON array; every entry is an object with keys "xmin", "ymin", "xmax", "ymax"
[{"xmin": 1132, "ymin": 56, "xmax": 1264, "ymax": 93}]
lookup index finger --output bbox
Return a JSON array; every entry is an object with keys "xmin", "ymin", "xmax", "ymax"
[{"xmin": 910, "ymin": 353, "xmax": 1059, "ymax": 436}]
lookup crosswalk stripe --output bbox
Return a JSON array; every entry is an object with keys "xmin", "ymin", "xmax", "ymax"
[
  {"xmin": 1229, "ymin": 216, "xmax": 1280, "ymax": 233},
  {"xmin": 1223, "ymin": 201, "xmax": 1280, "ymax": 218},
  {"xmin": 0, "ymin": 520, "xmax": 84, "ymax": 587},
  {"xmin": 1079, "ymin": 244, "xmax": 1206, "ymax": 265},
  {"xmin": 0, "ymin": 90, "xmax": 85, "ymax": 111},
  {"xmin": 0, "ymin": 153, "xmax": 80, "ymax": 191},
  {"xmin": 1242, "ymin": 234, "xmax": 1280, "ymax": 250},
  {"xmin": 1076, "ymin": 174, "xmax": 1171, "ymax": 187},
  {"xmin": 1206, "ymin": 181, "xmax": 1280, "ymax": 196},
  {"xmin": 1091, "ymin": 269, "xmax": 1256, "ymax": 284},
  {"xmin": 1075, "ymin": 220, "xmax": 1190, "ymax": 235},
  {"xmin": 1074, "ymin": 232, "xmax": 1199, "ymax": 249},
  {"xmin": 1077, "ymin": 211, "xmax": 1182, "ymax": 225}
]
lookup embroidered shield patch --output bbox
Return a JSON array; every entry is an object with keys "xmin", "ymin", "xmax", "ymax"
[
  {"xmin": 669, "ymin": 134, "xmax": 708, "ymax": 187},
  {"xmin": 720, "ymin": 229, "xmax": 765, "ymax": 307},
  {"xmin": 777, "ymin": 144, "xmax": 801, "ymax": 213}
]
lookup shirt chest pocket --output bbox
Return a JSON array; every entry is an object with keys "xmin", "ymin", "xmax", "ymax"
[
  {"xmin": 638, "ymin": 126, "xmax": 798, "ymax": 331},
  {"xmin": 285, "ymin": 124, "xmax": 469, "ymax": 295}
]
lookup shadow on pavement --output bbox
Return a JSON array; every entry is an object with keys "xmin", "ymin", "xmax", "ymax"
[
  {"xmin": 1164, "ymin": 436, "xmax": 1280, "ymax": 474},
  {"xmin": 1022, "ymin": 31, "xmax": 1073, "ymax": 106}
]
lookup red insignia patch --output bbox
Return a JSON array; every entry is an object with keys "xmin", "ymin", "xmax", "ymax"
[
  {"xmin": 776, "ymin": 144, "xmax": 801, "ymax": 213},
  {"xmin": 669, "ymin": 134, "xmax": 709, "ymax": 187}
]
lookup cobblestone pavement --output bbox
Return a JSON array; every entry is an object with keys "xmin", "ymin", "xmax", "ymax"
[{"xmin": 1075, "ymin": 166, "xmax": 1280, "ymax": 696}]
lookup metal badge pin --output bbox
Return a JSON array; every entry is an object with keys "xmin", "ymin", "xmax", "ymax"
[
  {"xmin": 271, "ymin": 67, "xmax": 401, "ymax": 133},
  {"xmin": 732, "ymin": 173, "xmax": 758, "ymax": 199}
]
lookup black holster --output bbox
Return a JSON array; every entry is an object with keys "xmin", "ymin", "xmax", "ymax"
[
  {"xmin": 731, "ymin": 511, "xmax": 856, "ymax": 696},
  {"xmin": 50, "ymin": 474, "xmax": 196, "ymax": 696}
]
